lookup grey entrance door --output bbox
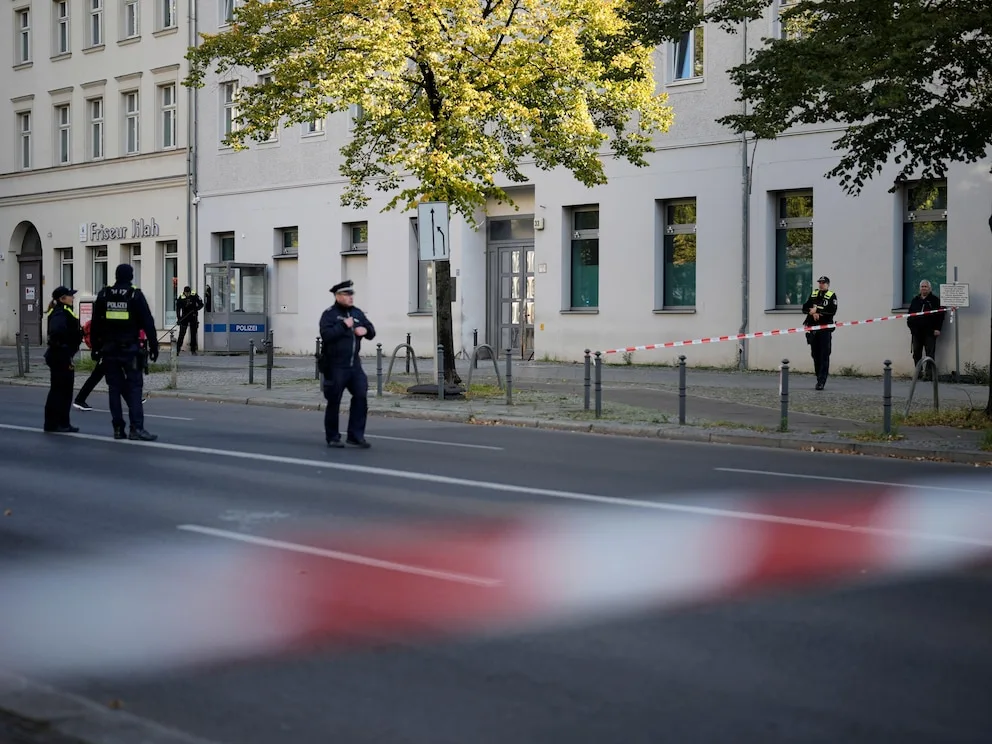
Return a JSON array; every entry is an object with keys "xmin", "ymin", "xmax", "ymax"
[
  {"xmin": 497, "ymin": 245, "xmax": 535, "ymax": 359},
  {"xmin": 18, "ymin": 258, "xmax": 43, "ymax": 345}
]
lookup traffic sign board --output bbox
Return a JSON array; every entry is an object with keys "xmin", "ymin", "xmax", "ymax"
[
  {"xmin": 417, "ymin": 201, "xmax": 450, "ymax": 262},
  {"xmin": 939, "ymin": 283, "xmax": 970, "ymax": 307}
]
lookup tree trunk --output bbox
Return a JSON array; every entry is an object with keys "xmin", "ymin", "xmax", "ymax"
[{"xmin": 435, "ymin": 260, "xmax": 461, "ymax": 385}]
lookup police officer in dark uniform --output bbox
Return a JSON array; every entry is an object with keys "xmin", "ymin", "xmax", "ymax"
[
  {"xmin": 43, "ymin": 286, "xmax": 83, "ymax": 433},
  {"xmin": 802, "ymin": 275, "xmax": 838, "ymax": 390},
  {"xmin": 319, "ymin": 280, "xmax": 375, "ymax": 448},
  {"xmin": 90, "ymin": 263, "xmax": 160, "ymax": 441},
  {"xmin": 175, "ymin": 286, "xmax": 204, "ymax": 355}
]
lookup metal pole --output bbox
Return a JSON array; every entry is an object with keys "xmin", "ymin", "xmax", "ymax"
[
  {"xmin": 376, "ymin": 343, "xmax": 383, "ymax": 398},
  {"xmin": 678, "ymin": 355, "xmax": 687, "ymax": 425},
  {"xmin": 406, "ymin": 332, "xmax": 411, "ymax": 374},
  {"xmin": 779, "ymin": 358, "xmax": 789, "ymax": 432},
  {"xmin": 505, "ymin": 347, "xmax": 513, "ymax": 405},
  {"xmin": 473, "ymin": 328, "xmax": 478, "ymax": 369},
  {"xmin": 583, "ymin": 349, "xmax": 591, "ymax": 410},
  {"xmin": 170, "ymin": 331, "xmax": 178, "ymax": 389},
  {"xmin": 882, "ymin": 360, "xmax": 892, "ymax": 434},
  {"xmin": 15, "ymin": 333, "xmax": 23, "ymax": 377},
  {"xmin": 594, "ymin": 351, "xmax": 602, "ymax": 419},
  {"xmin": 249, "ymin": 339, "xmax": 255, "ymax": 384},
  {"xmin": 437, "ymin": 344, "xmax": 444, "ymax": 401},
  {"xmin": 953, "ymin": 266, "xmax": 960, "ymax": 383},
  {"xmin": 314, "ymin": 336, "xmax": 321, "ymax": 380},
  {"xmin": 265, "ymin": 330, "xmax": 273, "ymax": 390},
  {"xmin": 23, "ymin": 332, "xmax": 29, "ymax": 373}
]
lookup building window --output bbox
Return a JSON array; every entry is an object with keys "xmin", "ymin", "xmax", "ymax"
[
  {"xmin": 125, "ymin": 244, "xmax": 142, "ymax": 287},
  {"xmin": 159, "ymin": 0, "xmax": 177, "ymax": 29},
  {"xmin": 54, "ymin": 1, "xmax": 70, "ymax": 55},
  {"xmin": 89, "ymin": 0, "xmax": 103, "ymax": 46},
  {"xmin": 122, "ymin": 0, "xmax": 139, "ymax": 38},
  {"xmin": 777, "ymin": 0, "xmax": 811, "ymax": 40},
  {"xmin": 661, "ymin": 199, "xmax": 697, "ymax": 308},
  {"xmin": 163, "ymin": 241, "xmax": 178, "ymax": 326},
  {"xmin": 88, "ymin": 97, "xmax": 104, "ymax": 159},
  {"xmin": 411, "ymin": 218, "xmax": 432, "ymax": 311},
  {"xmin": 160, "ymin": 84, "xmax": 177, "ymax": 149},
  {"xmin": 303, "ymin": 118, "xmax": 324, "ymax": 136},
  {"xmin": 55, "ymin": 104, "xmax": 71, "ymax": 165},
  {"xmin": 346, "ymin": 222, "xmax": 368, "ymax": 253},
  {"xmin": 60, "ymin": 248, "xmax": 74, "ymax": 290},
  {"xmin": 257, "ymin": 74, "xmax": 278, "ymax": 141},
  {"xmin": 279, "ymin": 227, "xmax": 298, "ymax": 255},
  {"xmin": 123, "ymin": 90, "xmax": 139, "ymax": 154},
  {"xmin": 348, "ymin": 103, "xmax": 364, "ymax": 132},
  {"xmin": 673, "ymin": 1, "xmax": 704, "ymax": 81},
  {"xmin": 16, "ymin": 8, "xmax": 32, "ymax": 64},
  {"xmin": 902, "ymin": 182, "xmax": 947, "ymax": 307},
  {"xmin": 221, "ymin": 82, "xmax": 238, "ymax": 140},
  {"xmin": 569, "ymin": 207, "xmax": 599, "ymax": 309},
  {"xmin": 221, "ymin": 0, "xmax": 236, "ymax": 25},
  {"xmin": 219, "ymin": 233, "xmax": 235, "ymax": 261},
  {"xmin": 17, "ymin": 111, "xmax": 31, "ymax": 169},
  {"xmin": 92, "ymin": 246, "xmax": 109, "ymax": 292},
  {"xmin": 774, "ymin": 191, "xmax": 814, "ymax": 307}
]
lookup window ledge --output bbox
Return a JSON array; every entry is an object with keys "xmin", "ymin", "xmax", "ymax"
[
  {"xmin": 301, "ymin": 133, "xmax": 326, "ymax": 140},
  {"xmin": 667, "ymin": 77, "xmax": 704, "ymax": 88},
  {"xmin": 13, "ymin": 61, "xmax": 33, "ymax": 71},
  {"xmin": 153, "ymin": 27, "xmax": 179, "ymax": 38},
  {"xmin": 892, "ymin": 307, "xmax": 910, "ymax": 313},
  {"xmin": 342, "ymin": 248, "xmax": 368, "ymax": 255},
  {"xmin": 654, "ymin": 308, "xmax": 696, "ymax": 314},
  {"xmin": 561, "ymin": 309, "xmax": 599, "ymax": 315},
  {"xmin": 83, "ymin": 44, "xmax": 106, "ymax": 54},
  {"xmin": 49, "ymin": 52, "xmax": 71, "ymax": 62},
  {"xmin": 407, "ymin": 311, "xmax": 432, "ymax": 317},
  {"xmin": 117, "ymin": 36, "xmax": 141, "ymax": 47},
  {"xmin": 766, "ymin": 308, "xmax": 803, "ymax": 313},
  {"xmin": 272, "ymin": 253, "xmax": 298, "ymax": 260}
]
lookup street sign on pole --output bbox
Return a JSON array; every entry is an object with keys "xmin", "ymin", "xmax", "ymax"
[
  {"xmin": 939, "ymin": 282, "xmax": 969, "ymax": 308},
  {"xmin": 417, "ymin": 202, "xmax": 450, "ymax": 262}
]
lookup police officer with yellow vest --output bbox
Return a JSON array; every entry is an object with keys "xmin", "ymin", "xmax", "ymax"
[
  {"xmin": 90, "ymin": 264, "xmax": 160, "ymax": 441},
  {"xmin": 802, "ymin": 275, "xmax": 838, "ymax": 390},
  {"xmin": 43, "ymin": 286, "xmax": 83, "ymax": 433}
]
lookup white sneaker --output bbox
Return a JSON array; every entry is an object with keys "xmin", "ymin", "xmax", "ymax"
[{"xmin": 73, "ymin": 401, "xmax": 93, "ymax": 411}]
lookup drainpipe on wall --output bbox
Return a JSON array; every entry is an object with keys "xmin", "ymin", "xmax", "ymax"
[
  {"xmin": 185, "ymin": 0, "xmax": 199, "ymax": 291},
  {"xmin": 737, "ymin": 18, "xmax": 751, "ymax": 370}
]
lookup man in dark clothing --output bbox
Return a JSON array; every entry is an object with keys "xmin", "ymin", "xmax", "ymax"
[
  {"xmin": 319, "ymin": 279, "xmax": 376, "ymax": 448},
  {"xmin": 802, "ymin": 275, "xmax": 839, "ymax": 391},
  {"xmin": 175, "ymin": 286, "xmax": 204, "ymax": 355},
  {"xmin": 90, "ymin": 263, "xmax": 160, "ymax": 441},
  {"xmin": 907, "ymin": 279, "xmax": 945, "ymax": 379},
  {"xmin": 44, "ymin": 287, "xmax": 83, "ymax": 433}
]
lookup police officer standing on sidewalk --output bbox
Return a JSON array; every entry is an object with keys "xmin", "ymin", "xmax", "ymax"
[
  {"xmin": 319, "ymin": 280, "xmax": 375, "ymax": 448},
  {"xmin": 90, "ymin": 263, "xmax": 160, "ymax": 441},
  {"xmin": 43, "ymin": 286, "xmax": 83, "ymax": 433},
  {"xmin": 802, "ymin": 275, "xmax": 838, "ymax": 391},
  {"xmin": 175, "ymin": 286, "xmax": 204, "ymax": 355}
]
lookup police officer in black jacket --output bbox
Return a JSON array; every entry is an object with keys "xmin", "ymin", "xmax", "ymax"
[
  {"xmin": 319, "ymin": 280, "xmax": 376, "ymax": 448},
  {"xmin": 802, "ymin": 275, "xmax": 838, "ymax": 391},
  {"xmin": 175, "ymin": 286, "xmax": 204, "ymax": 355},
  {"xmin": 43, "ymin": 286, "xmax": 83, "ymax": 433},
  {"xmin": 90, "ymin": 264, "xmax": 160, "ymax": 441}
]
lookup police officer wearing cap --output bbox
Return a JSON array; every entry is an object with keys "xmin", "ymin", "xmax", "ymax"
[
  {"xmin": 90, "ymin": 263, "xmax": 160, "ymax": 440},
  {"xmin": 319, "ymin": 280, "xmax": 376, "ymax": 448},
  {"xmin": 43, "ymin": 286, "xmax": 83, "ymax": 433},
  {"xmin": 802, "ymin": 275, "xmax": 838, "ymax": 390}
]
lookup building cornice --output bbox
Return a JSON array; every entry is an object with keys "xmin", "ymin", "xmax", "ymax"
[
  {"xmin": 80, "ymin": 79, "xmax": 107, "ymax": 90},
  {"xmin": 10, "ymin": 94, "xmax": 34, "ymax": 104},
  {"xmin": 151, "ymin": 63, "xmax": 181, "ymax": 75},
  {"xmin": 48, "ymin": 86, "xmax": 74, "ymax": 96},
  {"xmin": 114, "ymin": 71, "xmax": 144, "ymax": 84},
  {"xmin": 0, "ymin": 174, "xmax": 186, "ymax": 208}
]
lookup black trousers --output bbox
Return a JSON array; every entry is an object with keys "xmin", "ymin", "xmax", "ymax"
[
  {"xmin": 44, "ymin": 356, "xmax": 75, "ymax": 430},
  {"xmin": 809, "ymin": 331, "xmax": 832, "ymax": 384},
  {"xmin": 104, "ymin": 355, "xmax": 145, "ymax": 430},
  {"xmin": 322, "ymin": 365, "xmax": 369, "ymax": 442},
  {"xmin": 76, "ymin": 360, "xmax": 105, "ymax": 403},
  {"xmin": 177, "ymin": 320, "xmax": 198, "ymax": 352},
  {"xmin": 911, "ymin": 332, "xmax": 937, "ymax": 373}
]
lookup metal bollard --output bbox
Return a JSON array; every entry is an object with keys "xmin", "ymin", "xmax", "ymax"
[
  {"xmin": 406, "ymin": 332, "xmax": 411, "ymax": 374},
  {"xmin": 169, "ymin": 332, "xmax": 178, "ymax": 389},
  {"xmin": 265, "ymin": 330, "xmax": 274, "ymax": 390},
  {"xmin": 583, "ymin": 349, "xmax": 591, "ymax": 410},
  {"xmin": 249, "ymin": 339, "xmax": 255, "ymax": 384},
  {"xmin": 505, "ymin": 348, "xmax": 513, "ymax": 405},
  {"xmin": 314, "ymin": 336, "xmax": 321, "ymax": 380},
  {"xmin": 15, "ymin": 333, "xmax": 24, "ymax": 377},
  {"xmin": 594, "ymin": 351, "xmax": 602, "ymax": 418},
  {"xmin": 882, "ymin": 359, "xmax": 892, "ymax": 435},
  {"xmin": 437, "ymin": 344, "xmax": 445, "ymax": 401},
  {"xmin": 376, "ymin": 343, "xmax": 383, "ymax": 397},
  {"xmin": 473, "ymin": 329, "xmax": 479, "ymax": 368},
  {"xmin": 678, "ymin": 355, "xmax": 687, "ymax": 425},
  {"xmin": 779, "ymin": 358, "xmax": 789, "ymax": 432},
  {"xmin": 23, "ymin": 332, "xmax": 30, "ymax": 373}
]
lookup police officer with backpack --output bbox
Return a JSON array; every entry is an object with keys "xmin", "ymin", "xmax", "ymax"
[{"xmin": 90, "ymin": 263, "xmax": 160, "ymax": 441}]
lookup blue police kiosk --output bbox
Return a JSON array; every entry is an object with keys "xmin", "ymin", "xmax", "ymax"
[{"xmin": 202, "ymin": 262, "xmax": 268, "ymax": 353}]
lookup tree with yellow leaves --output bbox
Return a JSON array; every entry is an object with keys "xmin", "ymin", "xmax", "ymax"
[{"xmin": 185, "ymin": 0, "xmax": 672, "ymax": 384}]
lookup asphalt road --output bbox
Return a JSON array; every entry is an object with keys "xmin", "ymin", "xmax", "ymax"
[{"xmin": 1, "ymin": 385, "xmax": 991, "ymax": 744}]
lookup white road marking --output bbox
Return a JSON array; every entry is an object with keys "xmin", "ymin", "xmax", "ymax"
[
  {"xmin": 86, "ymin": 408, "xmax": 194, "ymax": 421},
  {"xmin": 715, "ymin": 467, "xmax": 992, "ymax": 495},
  {"xmin": 177, "ymin": 524, "xmax": 500, "ymax": 587},
  {"xmin": 366, "ymin": 433, "xmax": 503, "ymax": 451},
  {"xmin": 1, "ymin": 423, "xmax": 989, "ymax": 548}
]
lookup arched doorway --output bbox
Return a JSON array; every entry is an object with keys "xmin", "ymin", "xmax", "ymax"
[{"xmin": 13, "ymin": 222, "xmax": 43, "ymax": 345}]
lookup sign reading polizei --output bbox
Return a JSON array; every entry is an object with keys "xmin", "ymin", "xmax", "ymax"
[{"xmin": 82, "ymin": 218, "xmax": 162, "ymax": 243}]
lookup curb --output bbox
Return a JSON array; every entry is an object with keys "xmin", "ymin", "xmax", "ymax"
[
  {"xmin": 0, "ymin": 670, "xmax": 222, "ymax": 744},
  {"xmin": 3, "ymin": 378, "xmax": 989, "ymax": 465}
]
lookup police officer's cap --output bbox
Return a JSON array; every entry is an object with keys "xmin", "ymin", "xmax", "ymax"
[
  {"xmin": 817, "ymin": 275, "xmax": 830, "ymax": 284},
  {"xmin": 52, "ymin": 286, "xmax": 77, "ymax": 300},
  {"xmin": 330, "ymin": 280, "xmax": 354, "ymax": 295}
]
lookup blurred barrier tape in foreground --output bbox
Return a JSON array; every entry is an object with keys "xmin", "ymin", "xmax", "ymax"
[{"xmin": 0, "ymin": 477, "xmax": 990, "ymax": 680}]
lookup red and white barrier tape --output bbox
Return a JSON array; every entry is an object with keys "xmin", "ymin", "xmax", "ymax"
[
  {"xmin": 0, "ymin": 478, "xmax": 988, "ymax": 679},
  {"xmin": 602, "ymin": 308, "xmax": 946, "ymax": 355}
]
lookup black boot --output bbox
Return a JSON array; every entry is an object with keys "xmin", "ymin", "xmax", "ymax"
[
  {"xmin": 128, "ymin": 428, "xmax": 158, "ymax": 442},
  {"xmin": 113, "ymin": 425, "xmax": 127, "ymax": 440}
]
